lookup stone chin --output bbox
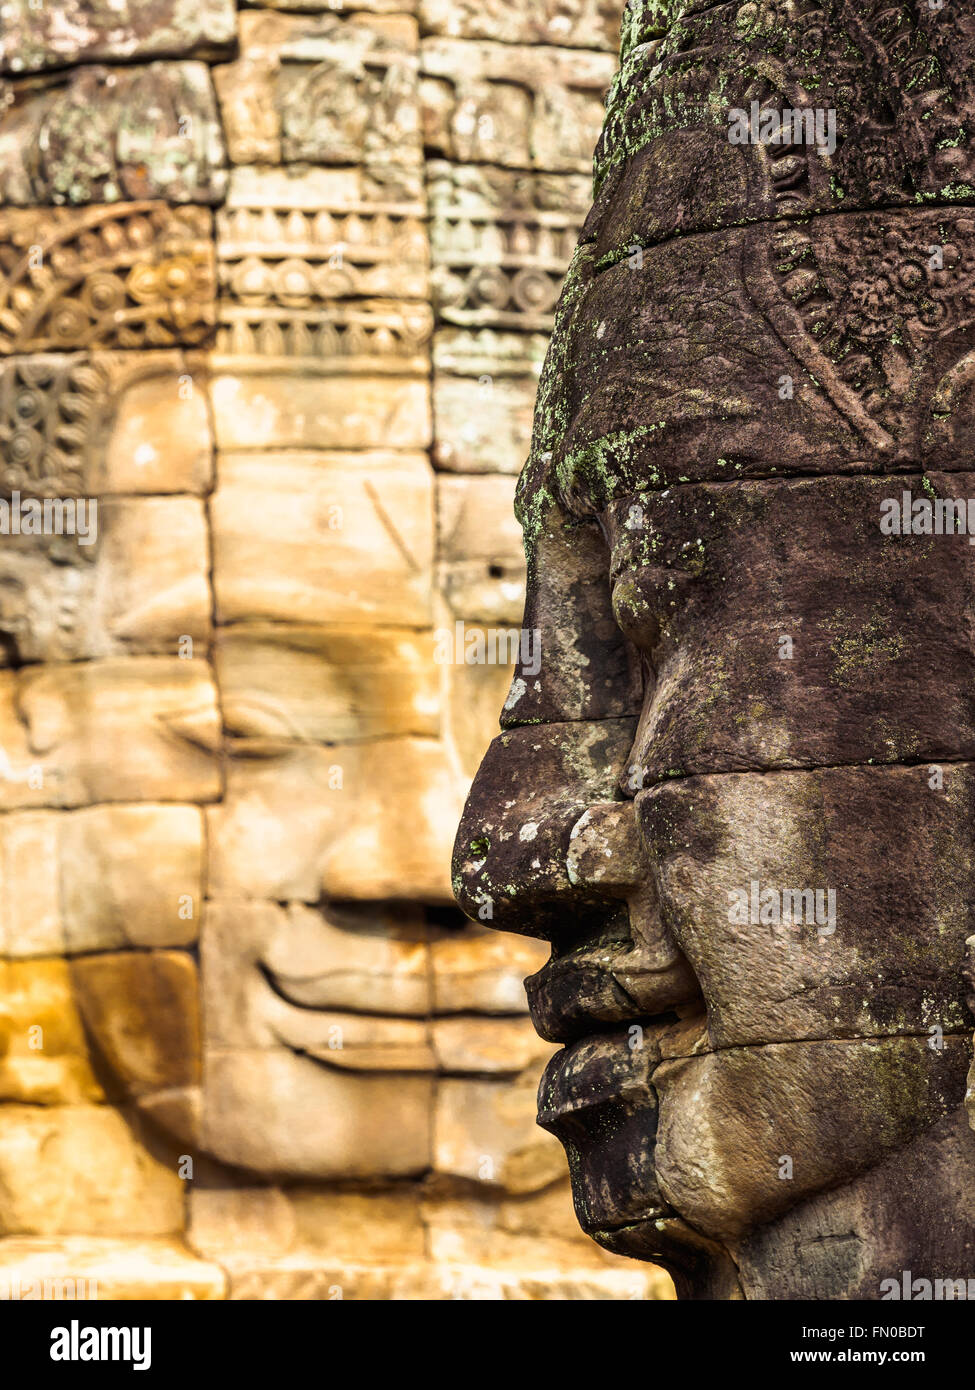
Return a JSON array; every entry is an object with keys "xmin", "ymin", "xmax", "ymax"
[
  {"xmin": 541, "ymin": 1026, "xmax": 970, "ymax": 1288},
  {"xmin": 201, "ymin": 1048, "xmax": 436, "ymax": 1180}
]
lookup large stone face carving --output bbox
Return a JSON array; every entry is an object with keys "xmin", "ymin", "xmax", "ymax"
[
  {"xmin": 0, "ymin": 0, "xmax": 680, "ymax": 1303},
  {"xmin": 455, "ymin": 0, "xmax": 975, "ymax": 1300}
]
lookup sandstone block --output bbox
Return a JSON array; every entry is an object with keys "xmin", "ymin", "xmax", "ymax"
[
  {"xmin": 0, "ymin": 960, "xmax": 103, "ymax": 1104},
  {"xmin": 202, "ymin": 1049, "xmax": 433, "ymax": 1179},
  {"xmin": 207, "ymin": 739, "xmax": 460, "ymax": 903},
  {"xmin": 203, "ymin": 900, "xmax": 431, "ymax": 1036},
  {"xmin": 0, "ymin": 659, "xmax": 221, "ymax": 810},
  {"xmin": 420, "ymin": 40, "xmax": 615, "ymax": 173},
  {"xmin": 0, "ymin": 804, "xmax": 203, "ymax": 956},
  {"xmin": 438, "ymin": 473, "xmax": 524, "ymax": 624},
  {"xmin": 217, "ymin": 624, "xmax": 440, "ymax": 743},
  {"xmin": 214, "ymin": 11, "xmax": 422, "ymax": 193},
  {"xmin": 434, "ymin": 1072, "xmax": 566, "ymax": 1192},
  {"xmin": 218, "ymin": 166, "xmax": 429, "ymax": 306},
  {"xmin": 0, "ymin": 1235, "xmax": 226, "ymax": 1299},
  {"xmin": 209, "ymin": 373, "xmax": 431, "ymax": 450},
  {"xmin": 432, "ymin": 372, "xmax": 538, "ymax": 475},
  {"xmin": 431, "ymin": 926, "xmax": 546, "ymax": 1014},
  {"xmin": 0, "ymin": 63, "xmax": 226, "ymax": 205},
  {"xmin": 419, "ymin": 0, "xmax": 620, "ymax": 49},
  {"xmin": 69, "ymin": 952, "xmax": 200, "ymax": 1099},
  {"xmin": 0, "ymin": 498, "xmax": 211, "ymax": 664},
  {"xmin": 0, "ymin": 352, "xmax": 212, "ymax": 498},
  {"xmin": 211, "ymin": 451, "xmax": 434, "ymax": 628},
  {"xmin": 0, "ymin": 1105, "xmax": 184, "ymax": 1236}
]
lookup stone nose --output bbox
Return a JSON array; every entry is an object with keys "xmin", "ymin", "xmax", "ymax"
[{"xmin": 451, "ymin": 717, "xmax": 640, "ymax": 939}]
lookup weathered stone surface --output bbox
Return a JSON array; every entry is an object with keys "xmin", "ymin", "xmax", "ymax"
[
  {"xmin": 502, "ymin": 487, "xmax": 644, "ymax": 728},
  {"xmin": 445, "ymin": 659, "xmax": 516, "ymax": 783},
  {"xmin": 0, "ymin": 1235, "xmax": 226, "ymax": 1299},
  {"xmin": 211, "ymin": 451, "xmax": 433, "ymax": 628},
  {"xmin": 222, "ymin": 1261, "xmax": 671, "ymax": 1300},
  {"xmin": 454, "ymin": 720, "xmax": 638, "ymax": 938},
  {"xmin": 0, "ymin": 353, "xmax": 212, "ymax": 498},
  {"xmin": 214, "ymin": 12, "xmax": 422, "ymax": 194},
  {"xmin": 61, "ymin": 805, "xmax": 204, "ymax": 953},
  {"xmin": 189, "ymin": 1185, "xmax": 426, "ymax": 1264},
  {"xmin": 0, "ymin": 207, "xmax": 216, "ymax": 353},
  {"xmin": 0, "ymin": 63, "xmax": 226, "ymax": 205},
  {"xmin": 203, "ymin": 909, "xmax": 431, "ymax": 1068},
  {"xmin": 245, "ymin": 0, "xmax": 415, "ymax": 9},
  {"xmin": 188, "ymin": 1177, "xmax": 675, "ymax": 1299},
  {"xmin": 217, "ymin": 624, "xmax": 440, "ymax": 742},
  {"xmin": 216, "ymin": 296, "xmax": 433, "ymax": 364},
  {"xmin": 421, "ymin": 40, "xmax": 615, "ymax": 173},
  {"xmin": 0, "ymin": 659, "xmax": 220, "ymax": 809},
  {"xmin": 438, "ymin": 474, "xmax": 524, "ymax": 625},
  {"xmin": 422, "ymin": 1182, "xmax": 673, "ymax": 1297},
  {"xmin": 590, "ymin": 0, "xmax": 975, "ymax": 256},
  {"xmin": 432, "ymin": 1016, "xmax": 553, "ymax": 1075},
  {"xmin": 0, "ymin": 960, "xmax": 103, "ymax": 1104},
  {"xmin": 419, "ymin": 0, "xmax": 620, "ymax": 50},
  {"xmin": 0, "ymin": 497, "xmax": 210, "ymax": 663},
  {"xmin": 653, "ymin": 1038, "xmax": 970, "ymax": 1246},
  {"xmin": 0, "ymin": 1, "xmax": 237, "ymax": 74},
  {"xmin": 69, "ymin": 952, "xmax": 200, "ymax": 1098},
  {"xmin": 215, "ymin": 165, "xmax": 432, "ymax": 361},
  {"xmin": 208, "ymin": 739, "xmax": 460, "ymax": 903},
  {"xmin": 434, "ymin": 324, "xmax": 548, "ymax": 380},
  {"xmin": 0, "ymin": 1105, "xmax": 184, "ymax": 1235},
  {"xmin": 536, "ymin": 214, "xmax": 975, "ymax": 496},
  {"xmin": 641, "ymin": 764, "xmax": 975, "ymax": 1048},
  {"xmin": 209, "ymin": 373, "xmax": 431, "ymax": 450},
  {"xmin": 612, "ymin": 474, "xmax": 975, "ymax": 779},
  {"xmin": 0, "ymin": 804, "xmax": 202, "ymax": 957},
  {"xmin": 434, "ymin": 1072, "xmax": 565, "ymax": 1192},
  {"xmin": 202, "ymin": 1050, "xmax": 434, "ymax": 1179}
]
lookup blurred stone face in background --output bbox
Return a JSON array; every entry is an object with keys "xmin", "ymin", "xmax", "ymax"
[
  {"xmin": 455, "ymin": 0, "xmax": 975, "ymax": 1300},
  {"xmin": 0, "ymin": 0, "xmax": 672, "ymax": 1298}
]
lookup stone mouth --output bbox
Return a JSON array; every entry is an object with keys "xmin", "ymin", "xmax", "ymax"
[
  {"xmin": 536, "ymin": 1015, "xmax": 677, "ymax": 1128},
  {"xmin": 526, "ymin": 946, "xmax": 705, "ymax": 1045},
  {"xmin": 259, "ymin": 958, "xmax": 429, "ymax": 1017},
  {"xmin": 258, "ymin": 961, "xmax": 547, "ymax": 1079}
]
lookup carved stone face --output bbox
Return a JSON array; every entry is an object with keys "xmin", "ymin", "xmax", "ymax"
[{"xmin": 454, "ymin": 0, "xmax": 975, "ymax": 1298}]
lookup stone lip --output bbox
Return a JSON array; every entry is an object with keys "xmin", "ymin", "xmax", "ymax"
[{"xmin": 526, "ymin": 949, "xmax": 701, "ymax": 1044}]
